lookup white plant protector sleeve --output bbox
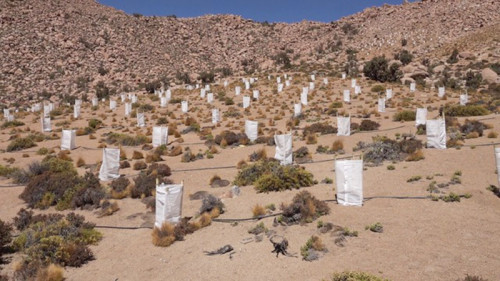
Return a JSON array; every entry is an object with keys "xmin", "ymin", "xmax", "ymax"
[
  {"xmin": 207, "ymin": 93, "xmax": 214, "ymax": 104},
  {"xmin": 92, "ymin": 98, "xmax": 98, "ymax": 107},
  {"xmin": 410, "ymin": 83, "xmax": 416, "ymax": 92},
  {"xmin": 152, "ymin": 126, "xmax": 168, "ymax": 148},
  {"xmin": 460, "ymin": 94, "xmax": 468, "ymax": 106},
  {"xmin": 235, "ymin": 86, "xmax": 241, "ymax": 96},
  {"xmin": 137, "ymin": 112, "xmax": 145, "ymax": 127},
  {"xmin": 386, "ymin": 89, "xmax": 393, "ymax": 100},
  {"xmin": 378, "ymin": 98, "xmax": 386, "ymax": 113},
  {"xmin": 335, "ymin": 159, "xmax": 363, "ymax": 206},
  {"xmin": 355, "ymin": 85, "xmax": 361, "ymax": 95},
  {"xmin": 351, "ymin": 79, "xmax": 356, "ymax": 88},
  {"xmin": 155, "ymin": 184, "xmax": 183, "ymax": 227},
  {"xmin": 301, "ymin": 91, "xmax": 308, "ymax": 106},
  {"xmin": 166, "ymin": 90, "xmax": 171, "ymax": 100},
  {"xmin": 438, "ymin": 87, "xmax": 445, "ymax": 98},
  {"xmin": 243, "ymin": 96, "xmax": 251, "ymax": 109},
  {"xmin": 245, "ymin": 120, "xmax": 258, "ymax": 142},
  {"xmin": 253, "ymin": 90, "xmax": 259, "ymax": 100},
  {"xmin": 200, "ymin": 89, "xmax": 206, "ymax": 98},
  {"xmin": 309, "ymin": 82, "xmax": 315, "ymax": 91},
  {"xmin": 426, "ymin": 119, "xmax": 446, "ymax": 149},
  {"xmin": 343, "ymin": 90, "xmax": 350, "ymax": 103},
  {"xmin": 61, "ymin": 130, "xmax": 76, "ymax": 150},
  {"xmin": 277, "ymin": 83, "xmax": 284, "ymax": 92},
  {"xmin": 109, "ymin": 100, "xmax": 116, "ymax": 110},
  {"xmin": 73, "ymin": 104, "xmax": 80, "ymax": 119},
  {"xmin": 337, "ymin": 116, "xmax": 351, "ymax": 136},
  {"xmin": 181, "ymin": 101, "xmax": 188, "ymax": 113},
  {"xmin": 274, "ymin": 134, "xmax": 293, "ymax": 165},
  {"xmin": 125, "ymin": 103, "xmax": 131, "ymax": 116},
  {"xmin": 415, "ymin": 108, "xmax": 427, "ymax": 126},
  {"xmin": 99, "ymin": 148, "xmax": 120, "ymax": 181},
  {"xmin": 212, "ymin": 109, "xmax": 220, "ymax": 124},
  {"xmin": 294, "ymin": 103, "xmax": 302, "ymax": 117},
  {"xmin": 41, "ymin": 117, "xmax": 51, "ymax": 132},
  {"xmin": 160, "ymin": 97, "xmax": 167, "ymax": 108}
]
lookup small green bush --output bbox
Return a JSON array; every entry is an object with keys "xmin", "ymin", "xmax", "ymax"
[
  {"xmin": 365, "ymin": 222, "xmax": 383, "ymax": 233},
  {"xmin": 370, "ymin": 84, "xmax": 386, "ymax": 93},
  {"xmin": 326, "ymin": 271, "xmax": 390, "ymax": 281},
  {"xmin": 7, "ymin": 137, "xmax": 36, "ymax": 152},
  {"xmin": 393, "ymin": 110, "xmax": 416, "ymax": 121},
  {"xmin": 106, "ymin": 133, "xmax": 150, "ymax": 146},
  {"xmin": 444, "ymin": 105, "xmax": 489, "ymax": 117},
  {"xmin": 407, "ymin": 175, "xmax": 422, "ymax": 182},
  {"xmin": 1, "ymin": 120, "xmax": 25, "ymax": 129}
]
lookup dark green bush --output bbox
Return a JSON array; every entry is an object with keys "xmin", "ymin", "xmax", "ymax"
[
  {"xmin": 394, "ymin": 49, "xmax": 413, "ymax": 65},
  {"xmin": 1, "ymin": 120, "xmax": 24, "ymax": 129},
  {"xmin": 447, "ymin": 48, "xmax": 459, "ymax": 64},
  {"xmin": 363, "ymin": 56, "xmax": 402, "ymax": 82},
  {"xmin": 359, "ymin": 120, "xmax": 380, "ymax": 131},
  {"xmin": 198, "ymin": 71, "xmax": 215, "ymax": 83},
  {"xmin": 88, "ymin": 118, "xmax": 103, "ymax": 129}
]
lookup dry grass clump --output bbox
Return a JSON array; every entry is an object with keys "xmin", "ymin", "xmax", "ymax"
[
  {"xmin": 331, "ymin": 140, "xmax": 344, "ymax": 152},
  {"xmin": 393, "ymin": 110, "xmax": 416, "ymax": 121},
  {"xmin": 252, "ymin": 204, "xmax": 266, "ymax": 217},
  {"xmin": 461, "ymin": 119, "xmax": 486, "ymax": 137},
  {"xmin": 132, "ymin": 150, "xmax": 144, "ymax": 159},
  {"xmin": 300, "ymin": 235, "xmax": 326, "ymax": 261},
  {"xmin": 279, "ymin": 191, "xmax": 329, "ymax": 224},
  {"xmin": 487, "ymin": 131, "xmax": 498, "ymax": 138},
  {"xmin": 133, "ymin": 161, "xmax": 147, "ymax": 170},
  {"xmin": 96, "ymin": 200, "xmax": 120, "ymax": 217},
  {"xmin": 444, "ymin": 104, "xmax": 489, "ymax": 117},
  {"xmin": 152, "ymin": 213, "xmax": 217, "ymax": 247},
  {"xmin": 305, "ymin": 133, "xmax": 318, "ymax": 144},
  {"xmin": 249, "ymin": 148, "xmax": 267, "ymax": 162},
  {"xmin": 6, "ymin": 136, "xmax": 37, "ymax": 152},
  {"xmin": 76, "ymin": 157, "xmax": 86, "ymax": 167},
  {"xmin": 152, "ymin": 222, "xmax": 176, "ymax": 247},
  {"xmin": 326, "ymin": 271, "xmax": 390, "ymax": 281},
  {"xmin": 110, "ymin": 177, "xmax": 130, "ymax": 199},
  {"xmin": 355, "ymin": 136, "xmax": 423, "ymax": 166},
  {"xmin": 405, "ymin": 150, "xmax": 425, "ymax": 161},
  {"xmin": 303, "ymin": 122, "xmax": 337, "ymax": 136},
  {"xmin": 35, "ymin": 263, "xmax": 64, "ymax": 281},
  {"xmin": 359, "ymin": 120, "xmax": 380, "ymax": 131},
  {"xmin": 214, "ymin": 130, "xmax": 249, "ymax": 147},
  {"xmin": 106, "ymin": 133, "xmax": 150, "ymax": 146}
]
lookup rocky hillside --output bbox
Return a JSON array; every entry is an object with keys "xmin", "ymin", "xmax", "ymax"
[{"xmin": 0, "ymin": 0, "xmax": 499, "ymax": 105}]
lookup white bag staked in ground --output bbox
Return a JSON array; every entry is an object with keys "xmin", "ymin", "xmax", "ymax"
[
  {"xmin": 99, "ymin": 148, "xmax": 120, "ymax": 181},
  {"xmin": 131, "ymin": 95, "xmax": 137, "ymax": 104},
  {"xmin": 121, "ymin": 94, "xmax": 126, "ymax": 102},
  {"xmin": 311, "ymin": 74, "xmax": 315, "ymax": 81},
  {"xmin": 415, "ymin": 108, "xmax": 427, "ymax": 127},
  {"xmin": 323, "ymin": 78, "xmax": 328, "ymax": 85},
  {"xmin": 235, "ymin": 86, "xmax": 241, "ymax": 96},
  {"xmin": 301, "ymin": 90, "xmax": 308, "ymax": 106},
  {"xmin": 73, "ymin": 104, "xmax": 80, "ymax": 119},
  {"xmin": 410, "ymin": 83, "xmax": 416, "ymax": 92},
  {"xmin": 245, "ymin": 120, "xmax": 258, "ymax": 142},
  {"xmin": 274, "ymin": 134, "xmax": 293, "ymax": 165},
  {"xmin": 495, "ymin": 148, "xmax": 500, "ymax": 185},
  {"xmin": 152, "ymin": 126, "xmax": 168, "ymax": 148},
  {"xmin": 160, "ymin": 97, "xmax": 167, "ymax": 108},
  {"xmin": 460, "ymin": 94, "xmax": 468, "ymax": 106},
  {"xmin": 124, "ymin": 103, "xmax": 132, "ymax": 116},
  {"xmin": 342, "ymin": 73, "xmax": 346, "ymax": 79},
  {"xmin": 3, "ymin": 109, "xmax": 9, "ymax": 118},
  {"xmin": 386, "ymin": 89, "xmax": 393, "ymax": 100},
  {"xmin": 426, "ymin": 119, "xmax": 446, "ymax": 149},
  {"xmin": 285, "ymin": 80, "xmax": 291, "ymax": 87},
  {"xmin": 109, "ymin": 100, "xmax": 116, "ymax": 110},
  {"xmin": 337, "ymin": 116, "xmax": 351, "ymax": 136},
  {"xmin": 205, "ymin": 84, "xmax": 210, "ymax": 91},
  {"xmin": 207, "ymin": 93, "xmax": 214, "ymax": 104},
  {"xmin": 5, "ymin": 114, "xmax": 13, "ymax": 122},
  {"xmin": 75, "ymin": 99, "xmax": 82, "ymax": 106},
  {"xmin": 223, "ymin": 81, "xmax": 228, "ymax": 87},
  {"xmin": 335, "ymin": 159, "xmax": 363, "ymax": 206},
  {"xmin": 155, "ymin": 183, "xmax": 183, "ymax": 227},
  {"xmin": 309, "ymin": 82, "xmax": 315, "ymax": 91},
  {"xmin": 43, "ymin": 104, "xmax": 50, "ymax": 117},
  {"xmin": 61, "ymin": 130, "xmax": 76, "ymax": 150},
  {"xmin": 137, "ymin": 112, "xmax": 145, "ymax": 127},
  {"xmin": 343, "ymin": 90, "xmax": 351, "ymax": 103},
  {"xmin": 212, "ymin": 108, "xmax": 220, "ymax": 124},
  {"xmin": 351, "ymin": 79, "xmax": 356, "ymax": 88},
  {"xmin": 92, "ymin": 98, "xmax": 98, "ymax": 107},
  {"xmin": 181, "ymin": 101, "xmax": 188, "ymax": 113},
  {"xmin": 41, "ymin": 117, "xmax": 51, "ymax": 132},
  {"xmin": 166, "ymin": 90, "xmax": 171, "ymax": 100},
  {"xmin": 355, "ymin": 86, "xmax": 362, "ymax": 95},
  {"xmin": 277, "ymin": 77, "xmax": 281, "ymax": 84},
  {"xmin": 243, "ymin": 96, "xmax": 251, "ymax": 109},
  {"xmin": 253, "ymin": 90, "xmax": 259, "ymax": 100},
  {"xmin": 245, "ymin": 81, "xmax": 250, "ymax": 90},
  {"xmin": 378, "ymin": 98, "xmax": 386, "ymax": 113},
  {"xmin": 200, "ymin": 89, "xmax": 206, "ymax": 98},
  {"xmin": 277, "ymin": 83, "xmax": 284, "ymax": 92},
  {"xmin": 294, "ymin": 103, "xmax": 302, "ymax": 117},
  {"xmin": 438, "ymin": 87, "xmax": 445, "ymax": 98}
]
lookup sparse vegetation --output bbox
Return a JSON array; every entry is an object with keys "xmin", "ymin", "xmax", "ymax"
[
  {"xmin": 363, "ymin": 56, "xmax": 402, "ymax": 82},
  {"xmin": 326, "ymin": 271, "xmax": 390, "ymax": 281},
  {"xmin": 365, "ymin": 222, "xmax": 383, "ymax": 233},
  {"xmin": 279, "ymin": 191, "xmax": 329, "ymax": 224}
]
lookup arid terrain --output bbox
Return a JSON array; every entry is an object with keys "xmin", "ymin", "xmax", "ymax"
[{"xmin": 1, "ymin": 0, "xmax": 500, "ymax": 281}]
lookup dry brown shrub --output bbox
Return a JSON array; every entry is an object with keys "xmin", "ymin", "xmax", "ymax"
[
  {"xmin": 132, "ymin": 150, "xmax": 144, "ymax": 159},
  {"xmin": 76, "ymin": 157, "xmax": 86, "ymax": 167},
  {"xmin": 199, "ymin": 212, "xmax": 212, "ymax": 228},
  {"xmin": 36, "ymin": 264, "xmax": 64, "ymax": 281},
  {"xmin": 331, "ymin": 140, "xmax": 344, "ymax": 152},
  {"xmin": 406, "ymin": 150, "xmax": 425, "ymax": 161},
  {"xmin": 152, "ymin": 223, "xmax": 176, "ymax": 247},
  {"xmin": 252, "ymin": 204, "xmax": 266, "ymax": 218}
]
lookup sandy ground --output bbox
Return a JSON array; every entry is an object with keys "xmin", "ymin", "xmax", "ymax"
[{"xmin": 1, "ymin": 75, "xmax": 500, "ymax": 281}]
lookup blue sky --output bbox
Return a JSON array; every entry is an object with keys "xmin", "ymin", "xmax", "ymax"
[{"xmin": 98, "ymin": 0, "xmax": 404, "ymax": 23}]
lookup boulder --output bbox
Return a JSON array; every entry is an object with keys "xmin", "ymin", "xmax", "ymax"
[{"xmin": 481, "ymin": 68, "xmax": 499, "ymax": 84}]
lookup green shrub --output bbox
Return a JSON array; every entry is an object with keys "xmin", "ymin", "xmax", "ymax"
[
  {"xmin": 326, "ymin": 271, "xmax": 390, "ymax": 281},
  {"xmin": 1, "ymin": 120, "xmax": 25, "ymax": 129},
  {"xmin": 393, "ymin": 110, "xmax": 416, "ymax": 121},
  {"xmin": 12, "ymin": 212, "xmax": 101, "ymax": 279},
  {"xmin": 447, "ymin": 48, "xmax": 459, "ymax": 64},
  {"xmin": 394, "ymin": 49, "xmax": 413, "ymax": 65},
  {"xmin": 365, "ymin": 222, "xmax": 383, "ymax": 233},
  {"xmin": 407, "ymin": 175, "xmax": 421, "ymax": 182},
  {"xmin": 444, "ymin": 105, "xmax": 489, "ymax": 117},
  {"xmin": 370, "ymin": 84, "xmax": 386, "ymax": 93},
  {"xmin": 363, "ymin": 56, "xmax": 402, "ymax": 82},
  {"xmin": 464, "ymin": 71, "xmax": 482, "ymax": 90},
  {"xmin": 88, "ymin": 118, "xmax": 103, "ymax": 129},
  {"xmin": 234, "ymin": 160, "xmax": 314, "ymax": 193},
  {"xmin": 7, "ymin": 137, "xmax": 36, "ymax": 152},
  {"xmin": 106, "ymin": 133, "xmax": 150, "ymax": 146},
  {"xmin": 301, "ymin": 235, "xmax": 325, "ymax": 261}
]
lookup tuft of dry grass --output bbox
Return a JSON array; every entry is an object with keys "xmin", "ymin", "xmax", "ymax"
[
  {"xmin": 487, "ymin": 131, "xmax": 498, "ymax": 138},
  {"xmin": 406, "ymin": 150, "xmax": 425, "ymax": 161},
  {"xmin": 252, "ymin": 204, "xmax": 266, "ymax": 217},
  {"xmin": 152, "ymin": 223, "xmax": 176, "ymax": 247},
  {"xmin": 132, "ymin": 150, "xmax": 144, "ymax": 159},
  {"xmin": 306, "ymin": 133, "xmax": 317, "ymax": 144},
  {"xmin": 331, "ymin": 140, "xmax": 344, "ymax": 152},
  {"xmin": 199, "ymin": 212, "xmax": 212, "ymax": 228},
  {"xmin": 76, "ymin": 157, "xmax": 86, "ymax": 167},
  {"xmin": 36, "ymin": 264, "xmax": 64, "ymax": 281}
]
